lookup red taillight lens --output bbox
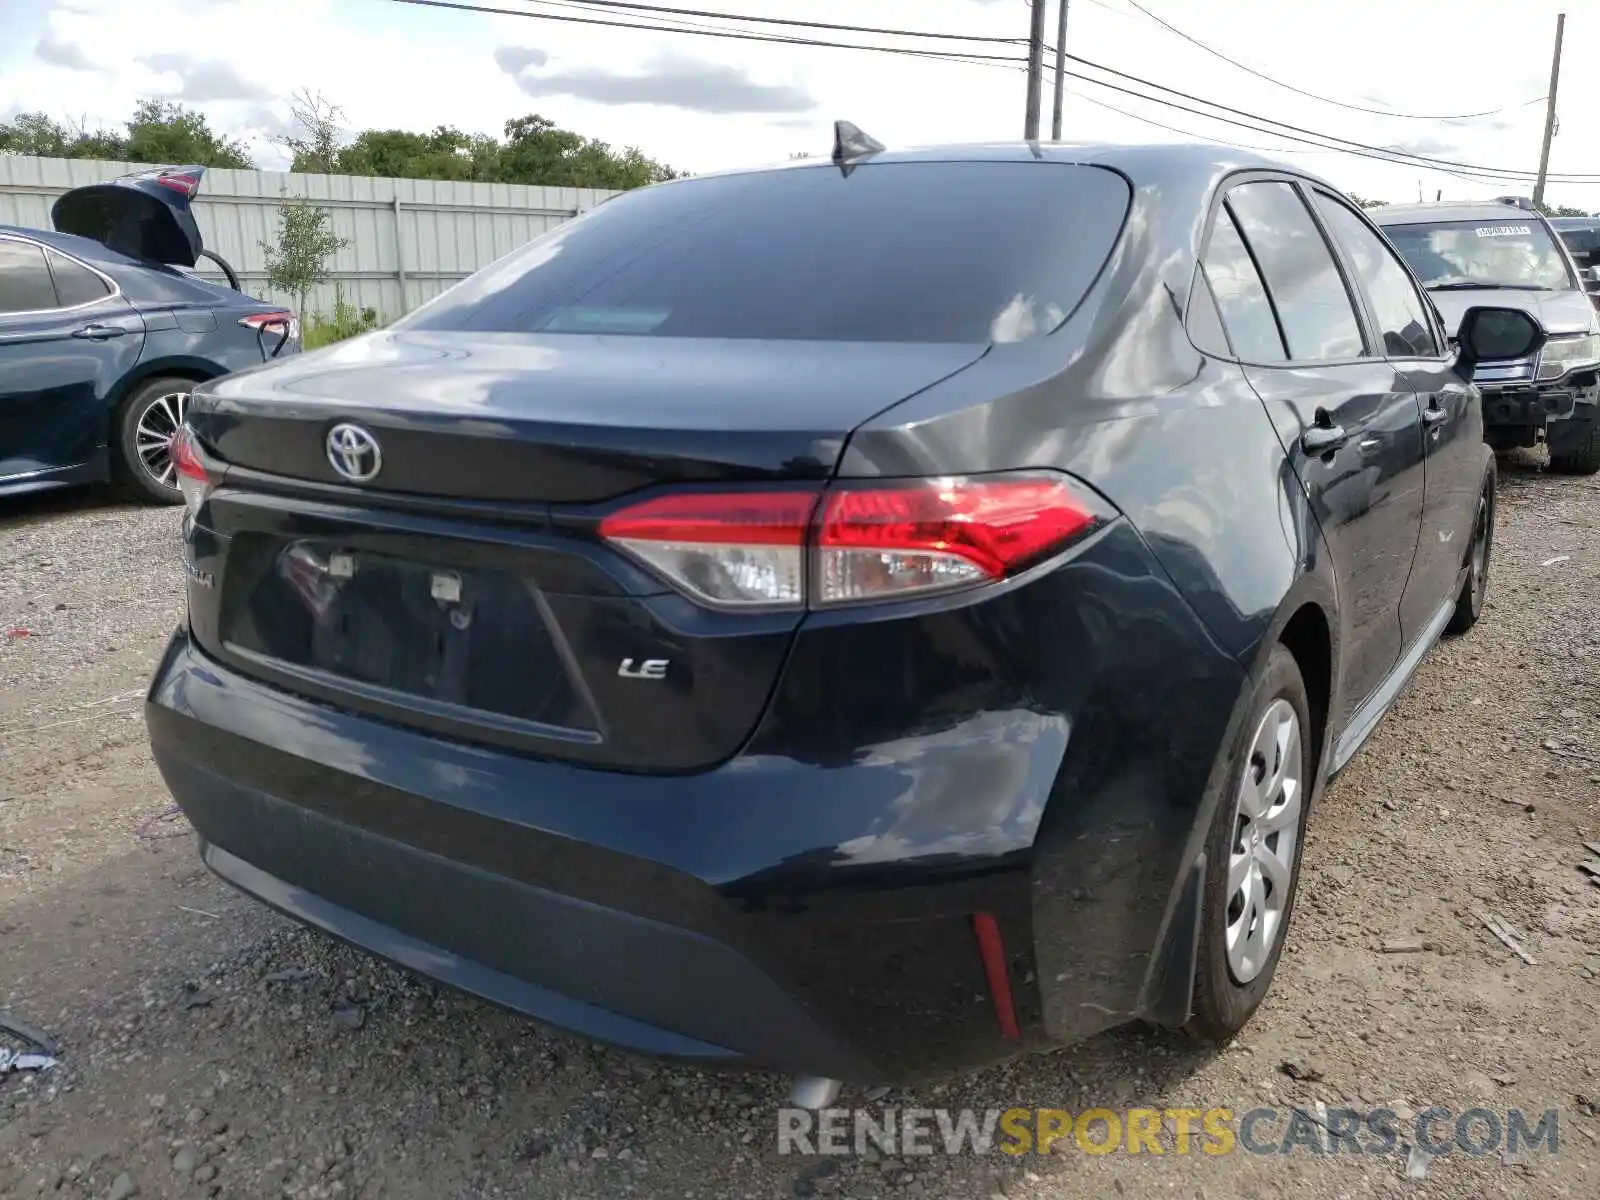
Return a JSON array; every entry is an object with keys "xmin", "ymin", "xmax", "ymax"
[
  {"xmin": 816, "ymin": 477, "xmax": 1099, "ymax": 604},
  {"xmin": 598, "ymin": 490, "xmax": 820, "ymax": 609},
  {"xmin": 171, "ymin": 425, "xmax": 219, "ymax": 518},
  {"xmin": 154, "ymin": 169, "xmax": 201, "ymax": 197},
  {"xmin": 599, "ymin": 474, "xmax": 1108, "ymax": 610}
]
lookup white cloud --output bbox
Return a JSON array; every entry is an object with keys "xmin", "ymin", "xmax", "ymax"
[{"xmin": 0, "ymin": 0, "xmax": 1593, "ymax": 209}]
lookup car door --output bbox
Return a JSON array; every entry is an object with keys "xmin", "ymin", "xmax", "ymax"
[
  {"xmin": 1207, "ymin": 178, "xmax": 1427, "ymax": 723},
  {"xmin": 1310, "ymin": 191, "xmax": 1481, "ymax": 644},
  {"xmin": 0, "ymin": 236, "xmax": 144, "ymax": 483}
]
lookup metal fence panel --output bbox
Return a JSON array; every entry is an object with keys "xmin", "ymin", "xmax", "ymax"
[{"xmin": 0, "ymin": 155, "xmax": 618, "ymax": 320}]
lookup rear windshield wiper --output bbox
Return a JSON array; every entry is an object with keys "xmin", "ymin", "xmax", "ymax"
[{"xmin": 1427, "ymin": 281, "xmax": 1550, "ymax": 291}]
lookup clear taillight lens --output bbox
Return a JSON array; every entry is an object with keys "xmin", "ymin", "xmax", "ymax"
[
  {"xmin": 598, "ymin": 490, "xmax": 820, "ymax": 609},
  {"xmin": 239, "ymin": 310, "xmax": 301, "ymax": 349},
  {"xmin": 598, "ymin": 474, "xmax": 1109, "ymax": 610},
  {"xmin": 171, "ymin": 425, "xmax": 219, "ymax": 519}
]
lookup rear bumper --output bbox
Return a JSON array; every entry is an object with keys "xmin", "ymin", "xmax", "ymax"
[
  {"xmin": 148, "ymin": 516, "xmax": 1247, "ymax": 1081},
  {"xmin": 149, "ymin": 632, "xmax": 1054, "ymax": 1082}
]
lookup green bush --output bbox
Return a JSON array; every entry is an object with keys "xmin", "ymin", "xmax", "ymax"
[{"xmin": 303, "ymin": 283, "xmax": 380, "ymax": 349}]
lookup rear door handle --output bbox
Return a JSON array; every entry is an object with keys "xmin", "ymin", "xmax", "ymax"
[
  {"xmin": 71, "ymin": 324, "xmax": 126, "ymax": 341},
  {"xmin": 1422, "ymin": 406, "xmax": 1448, "ymax": 427},
  {"xmin": 1302, "ymin": 424, "xmax": 1349, "ymax": 455}
]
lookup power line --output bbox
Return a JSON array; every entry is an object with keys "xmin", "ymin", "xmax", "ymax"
[
  {"xmin": 545, "ymin": 0, "xmax": 1025, "ymax": 44},
  {"xmin": 381, "ymin": 0, "xmax": 1600, "ymax": 183},
  {"xmin": 1115, "ymin": 0, "xmax": 1545, "ymax": 122},
  {"xmin": 380, "ymin": 0, "xmax": 1030, "ymax": 63},
  {"xmin": 1047, "ymin": 62, "xmax": 1595, "ymax": 185},
  {"xmin": 1068, "ymin": 88, "xmax": 1531, "ymax": 192},
  {"xmin": 533, "ymin": 0, "xmax": 1018, "ymax": 70},
  {"xmin": 1073, "ymin": 91, "xmax": 1339, "ymax": 156},
  {"xmin": 1057, "ymin": 52, "xmax": 1600, "ymax": 181}
]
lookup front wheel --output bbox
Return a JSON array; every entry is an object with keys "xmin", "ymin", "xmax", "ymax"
[
  {"xmin": 1446, "ymin": 465, "xmax": 1495, "ymax": 635},
  {"xmin": 114, "ymin": 377, "xmax": 193, "ymax": 505},
  {"xmin": 1549, "ymin": 425, "xmax": 1600, "ymax": 475},
  {"xmin": 1185, "ymin": 644, "xmax": 1313, "ymax": 1043}
]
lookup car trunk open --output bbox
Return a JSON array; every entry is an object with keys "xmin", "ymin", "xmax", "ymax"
[{"xmin": 51, "ymin": 165, "xmax": 206, "ymax": 268}]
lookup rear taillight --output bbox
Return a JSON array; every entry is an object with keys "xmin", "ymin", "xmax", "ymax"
[
  {"xmin": 599, "ymin": 473, "xmax": 1110, "ymax": 610},
  {"xmin": 154, "ymin": 168, "xmax": 201, "ymax": 197},
  {"xmin": 599, "ymin": 491, "xmax": 818, "ymax": 609},
  {"xmin": 171, "ymin": 425, "xmax": 221, "ymax": 519},
  {"xmin": 239, "ymin": 310, "xmax": 301, "ymax": 346}
]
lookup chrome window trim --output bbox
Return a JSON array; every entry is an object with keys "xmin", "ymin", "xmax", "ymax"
[{"xmin": 0, "ymin": 231, "xmax": 123, "ymax": 318}]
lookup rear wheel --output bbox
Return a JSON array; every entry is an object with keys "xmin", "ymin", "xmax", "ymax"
[
  {"xmin": 1549, "ymin": 426, "xmax": 1600, "ymax": 475},
  {"xmin": 1446, "ymin": 466, "xmax": 1495, "ymax": 635},
  {"xmin": 114, "ymin": 376, "xmax": 193, "ymax": 505},
  {"xmin": 1185, "ymin": 644, "xmax": 1313, "ymax": 1043}
]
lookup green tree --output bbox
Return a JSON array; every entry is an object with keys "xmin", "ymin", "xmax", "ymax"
[
  {"xmin": 280, "ymin": 89, "xmax": 344, "ymax": 174},
  {"xmin": 1348, "ymin": 193, "xmax": 1389, "ymax": 209},
  {"xmin": 493, "ymin": 114, "xmax": 677, "ymax": 188},
  {"xmin": 1536, "ymin": 201, "xmax": 1595, "ymax": 218},
  {"xmin": 123, "ymin": 101, "xmax": 252, "ymax": 167},
  {"xmin": 0, "ymin": 112, "xmax": 78, "ymax": 156},
  {"xmin": 260, "ymin": 192, "xmax": 349, "ymax": 317},
  {"xmin": 1, "ymin": 101, "xmax": 250, "ymax": 167}
]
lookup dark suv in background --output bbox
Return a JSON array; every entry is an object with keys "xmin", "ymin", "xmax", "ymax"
[{"xmin": 1374, "ymin": 200, "xmax": 1600, "ymax": 474}]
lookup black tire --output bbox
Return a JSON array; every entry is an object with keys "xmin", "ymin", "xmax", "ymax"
[
  {"xmin": 1184, "ymin": 644, "xmax": 1314, "ymax": 1044},
  {"xmin": 114, "ymin": 376, "xmax": 194, "ymax": 505},
  {"xmin": 1549, "ymin": 426, "xmax": 1600, "ymax": 475},
  {"xmin": 1446, "ymin": 464, "xmax": 1496, "ymax": 635}
]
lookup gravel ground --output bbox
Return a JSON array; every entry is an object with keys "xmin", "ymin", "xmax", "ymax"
[{"xmin": 1, "ymin": 461, "xmax": 1597, "ymax": 1200}]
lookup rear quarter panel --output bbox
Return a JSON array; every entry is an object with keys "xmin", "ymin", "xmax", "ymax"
[{"xmin": 835, "ymin": 173, "xmax": 1342, "ymax": 1039}]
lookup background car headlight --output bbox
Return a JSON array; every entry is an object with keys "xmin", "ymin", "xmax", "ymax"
[{"xmin": 1537, "ymin": 332, "xmax": 1600, "ymax": 378}]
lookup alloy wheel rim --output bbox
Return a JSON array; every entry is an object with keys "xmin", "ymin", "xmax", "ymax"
[
  {"xmin": 1225, "ymin": 697, "xmax": 1302, "ymax": 984},
  {"xmin": 135, "ymin": 391, "xmax": 189, "ymax": 489},
  {"xmin": 1470, "ymin": 494, "xmax": 1490, "ymax": 607}
]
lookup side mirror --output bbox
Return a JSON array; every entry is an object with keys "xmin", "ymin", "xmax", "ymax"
[{"xmin": 1456, "ymin": 306, "xmax": 1546, "ymax": 370}]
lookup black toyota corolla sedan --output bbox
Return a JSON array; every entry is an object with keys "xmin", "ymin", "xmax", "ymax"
[{"xmin": 146, "ymin": 136, "xmax": 1540, "ymax": 1093}]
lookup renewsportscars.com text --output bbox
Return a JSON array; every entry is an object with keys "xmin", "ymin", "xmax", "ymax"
[{"xmin": 777, "ymin": 1106, "xmax": 1561, "ymax": 1158}]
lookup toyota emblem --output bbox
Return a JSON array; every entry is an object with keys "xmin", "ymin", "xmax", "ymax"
[{"xmin": 326, "ymin": 423, "xmax": 382, "ymax": 482}]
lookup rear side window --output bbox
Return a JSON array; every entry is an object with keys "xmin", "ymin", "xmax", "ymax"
[
  {"xmin": 47, "ymin": 250, "xmax": 111, "ymax": 307},
  {"xmin": 0, "ymin": 240, "xmax": 59, "ymax": 313},
  {"xmin": 1185, "ymin": 265, "xmax": 1232, "ymax": 357},
  {"xmin": 1228, "ymin": 181, "xmax": 1366, "ymax": 361},
  {"xmin": 399, "ymin": 163, "xmax": 1132, "ymax": 344},
  {"xmin": 1203, "ymin": 207, "xmax": 1286, "ymax": 362},
  {"xmin": 1314, "ymin": 195, "xmax": 1439, "ymax": 357}
]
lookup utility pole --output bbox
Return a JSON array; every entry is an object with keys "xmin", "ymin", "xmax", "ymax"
[
  {"xmin": 1050, "ymin": 0, "xmax": 1070, "ymax": 140},
  {"xmin": 1532, "ymin": 12, "xmax": 1565, "ymax": 210},
  {"xmin": 1024, "ymin": 0, "xmax": 1048, "ymax": 140}
]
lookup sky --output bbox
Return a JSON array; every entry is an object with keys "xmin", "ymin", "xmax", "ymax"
[{"xmin": 1, "ymin": 0, "xmax": 1597, "ymax": 210}]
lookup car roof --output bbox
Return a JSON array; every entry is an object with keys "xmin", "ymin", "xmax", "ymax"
[
  {"xmin": 669, "ymin": 139, "xmax": 1331, "ymax": 193},
  {"xmin": 0, "ymin": 223, "xmax": 148, "ymax": 270},
  {"xmin": 1367, "ymin": 201, "xmax": 1546, "ymax": 225}
]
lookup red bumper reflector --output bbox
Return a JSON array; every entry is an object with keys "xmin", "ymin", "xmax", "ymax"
[{"xmin": 971, "ymin": 911, "xmax": 1021, "ymax": 1040}]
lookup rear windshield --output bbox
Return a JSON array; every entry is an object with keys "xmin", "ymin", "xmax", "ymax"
[
  {"xmin": 397, "ymin": 162, "xmax": 1130, "ymax": 344},
  {"xmin": 1382, "ymin": 219, "xmax": 1576, "ymax": 291}
]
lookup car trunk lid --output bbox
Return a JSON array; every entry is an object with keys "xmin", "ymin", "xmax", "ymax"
[
  {"xmin": 182, "ymin": 330, "xmax": 986, "ymax": 771},
  {"xmin": 51, "ymin": 165, "xmax": 206, "ymax": 268},
  {"xmin": 189, "ymin": 329, "xmax": 986, "ymax": 500}
]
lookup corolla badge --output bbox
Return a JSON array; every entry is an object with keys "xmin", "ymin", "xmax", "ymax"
[{"xmin": 326, "ymin": 423, "xmax": 382, "ymax": 482}]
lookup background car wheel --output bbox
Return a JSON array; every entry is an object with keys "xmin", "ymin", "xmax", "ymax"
[
  {"xmin": 1446, "ymin": 466, "xmax": 1496, "ymax": 635},
  {"xmin": 1549, "ymin": 426, "xmax": 1600, "ymax": 475},
  {"xmin": 1184, "ymin": 644, "xmax": 1313, "ymax": 1044},
  {"xmin": 114, "ymin": 376, "xmax": 194, "ymax": 505}
]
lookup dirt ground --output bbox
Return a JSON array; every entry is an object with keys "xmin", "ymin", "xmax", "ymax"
[{"xmin": 1, "ymin": 458, "xmax": 1596, "ymax": 1200}]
